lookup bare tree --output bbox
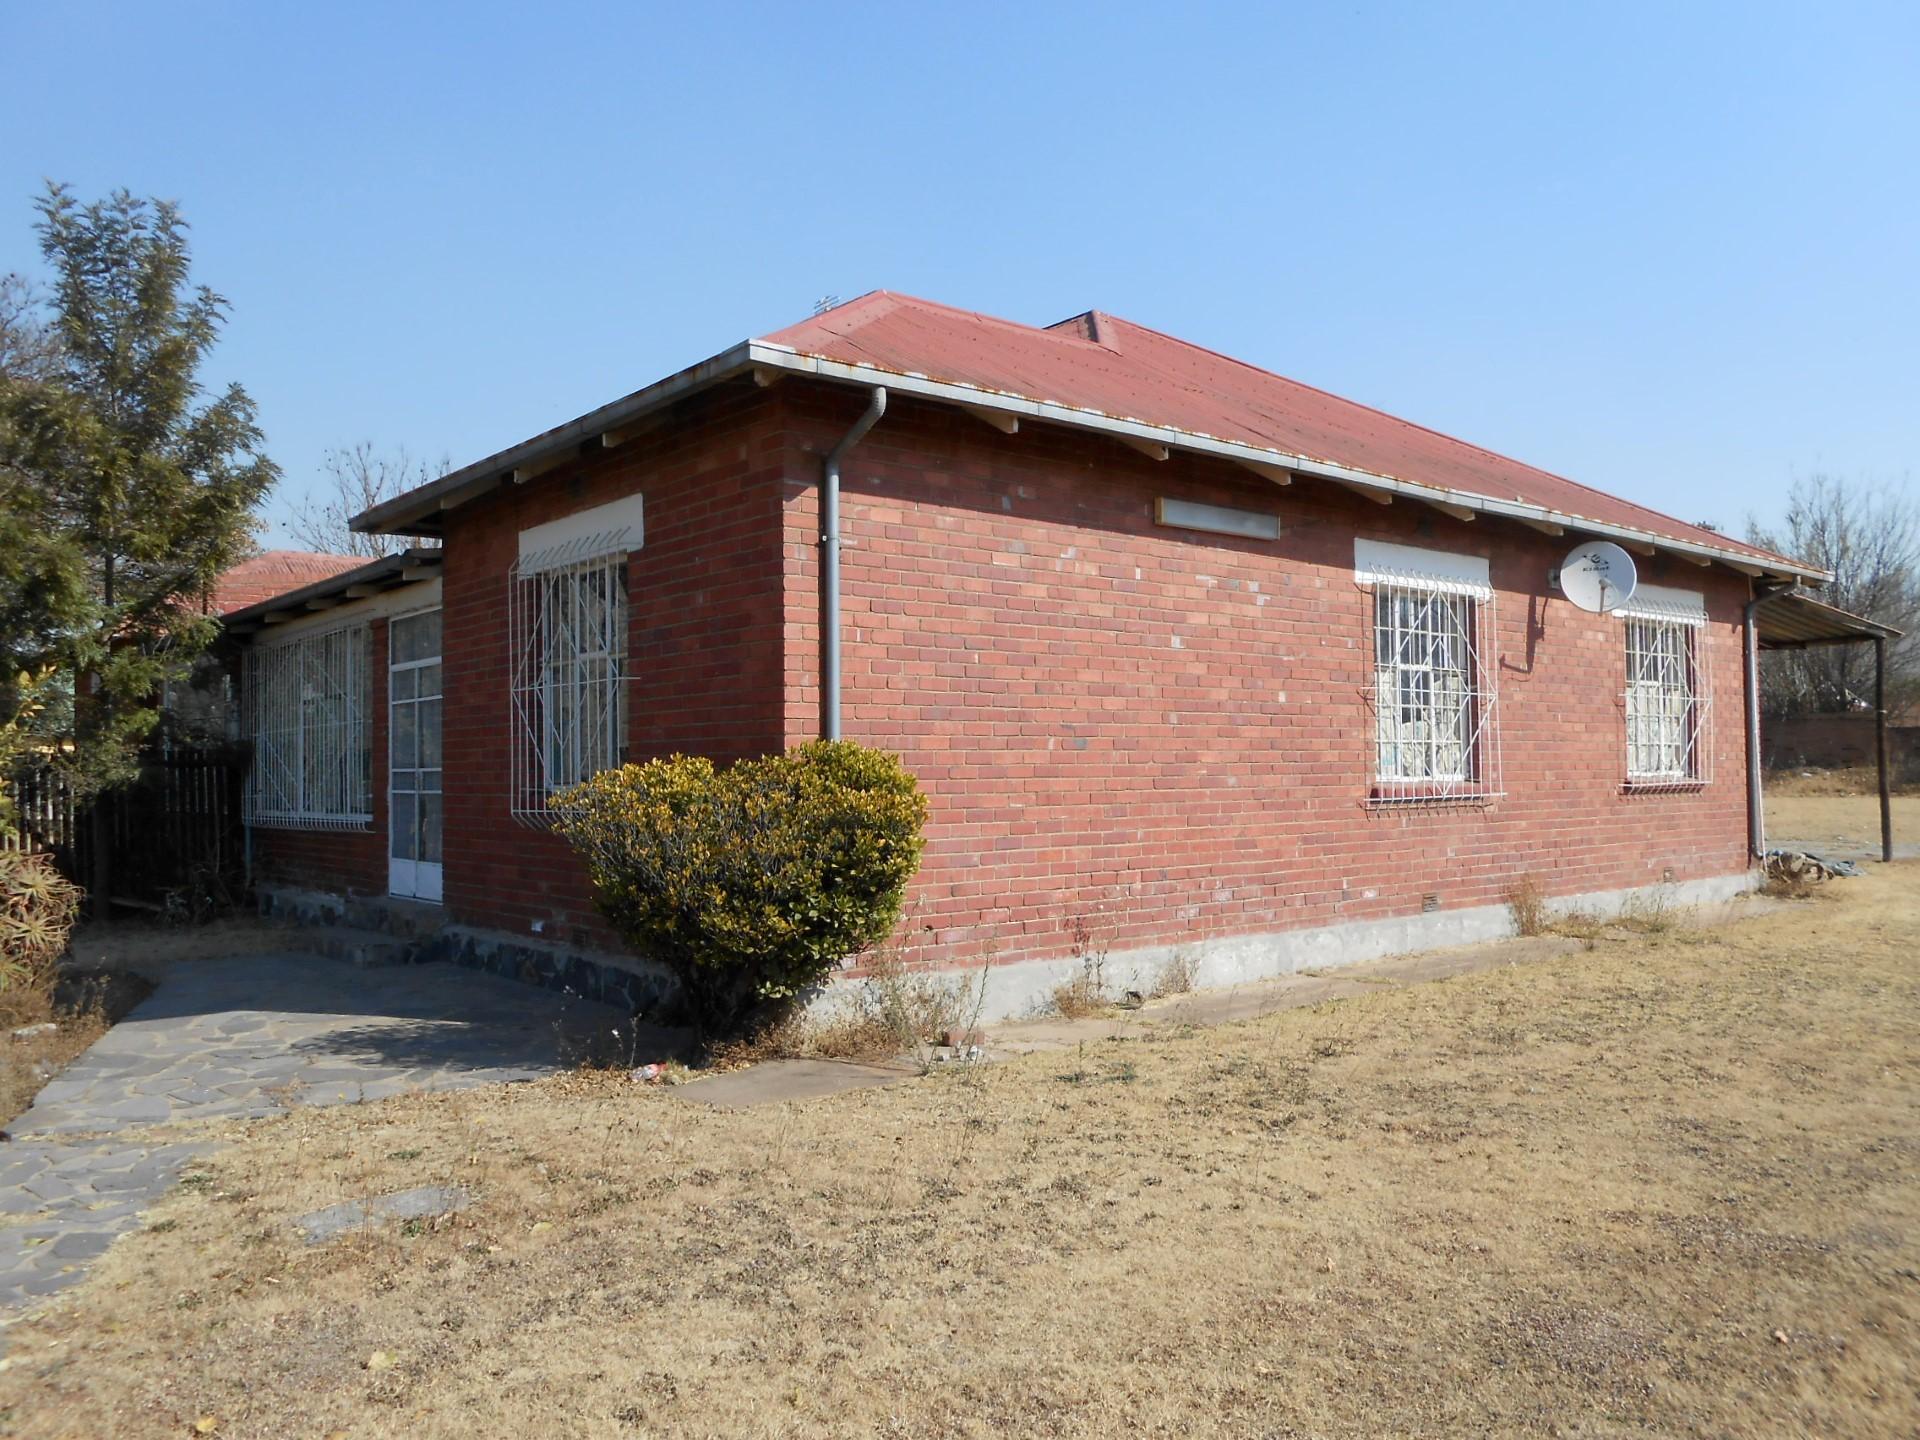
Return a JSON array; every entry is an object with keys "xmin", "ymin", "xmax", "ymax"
[
  {"xmin": 0, "ymin": 272, "xmax": 60, "ymax": 381},
  {"xmin": 1748, "ymin": 475, "xmax": 1919, "ymax": 717},
  {"xmin": 286, "ymin": 442, "xmax": 445, "ymax": 558}
]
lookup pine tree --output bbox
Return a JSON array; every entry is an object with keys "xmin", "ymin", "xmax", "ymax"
[{"xmin": 0, "ymin": 185, "xmax": 278, "ymax": 804}]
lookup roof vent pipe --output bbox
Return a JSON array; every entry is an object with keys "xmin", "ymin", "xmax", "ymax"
[{"xmin": 821, "ymin": 387, "xmax": 887, "ymax": 740}]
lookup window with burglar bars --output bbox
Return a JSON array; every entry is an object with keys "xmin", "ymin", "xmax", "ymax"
[
  {"xmin": 1624, "ymin": 616, "xmax": 1709, "ymax": 786},
  {"xmin": 241, "ymin": 624, "xmax": 372, "ymax": 829},
  {"xmin": 509, "ymin": 542, "xmax": 628, "ymax": 824},
  {"xmin": 1368, "ymin": 578, "xmax": 1501, "ymax": 803}
]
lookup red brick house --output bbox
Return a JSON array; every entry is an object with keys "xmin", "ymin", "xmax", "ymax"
[{"xmin": 223, "ymin": 293, "xmax": 1826, "ymax": 1017}]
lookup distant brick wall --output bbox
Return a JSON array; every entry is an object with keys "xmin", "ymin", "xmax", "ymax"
[
  {"xmin": 435, "ymin": 383, "xmax": 791, "ymax": 948},
  {"xmin": 1764, "ymin": 714, "xmax": 1919, "ymax": 779},
  {"xmin": 778, "ymin": 385, "xmax": 1756, "ymax": 974}
]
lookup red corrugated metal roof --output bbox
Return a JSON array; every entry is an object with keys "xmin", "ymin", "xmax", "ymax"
[
  {"xmin": 208, "ymin": 550, "xmax": 363, "ymax": 615},
  {"xmin": 763, "ymin": 291, "xmax": 1792, "ymax": 568}
]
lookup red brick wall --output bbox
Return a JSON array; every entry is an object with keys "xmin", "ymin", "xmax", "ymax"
[
  {"xmin": 250, "ymin": 617, "xmax": 391, "ymax": 897},
  {"xmin": 250, "ymin": 375, "xmax": 1760, "ymax": 985},
  {"xmin": 778, "ymin": 385, "xmax": 1756, "ymax": 972},
  {"xmin": 436, "ymin": 382, "xmax": 791, "ymax": 946}
]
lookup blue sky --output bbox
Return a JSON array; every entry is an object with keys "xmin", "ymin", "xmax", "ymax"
[{"xmin": 3, "ymin": 1, "xmax": 1915, "ymax": 544}]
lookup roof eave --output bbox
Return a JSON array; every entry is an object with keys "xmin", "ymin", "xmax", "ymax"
[
  {"xmin": 350, "ymin": 341, "xmax": 759, "ymax": 537},
  {"xmin": 221, "ymin": 548, "xmax": 444, "ymax": 632},
  {"xmin": 747, "ymin": 343, "xmax": 1829, "ymax": 586},
  {"xmin": 351, "ymin": 330, "xmax": 1827, "ymax": 586}
]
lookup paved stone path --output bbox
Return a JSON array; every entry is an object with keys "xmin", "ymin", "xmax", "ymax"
[{"xmin": 1, "ymin": 951, "xmax": 624, "ymax": 1329}]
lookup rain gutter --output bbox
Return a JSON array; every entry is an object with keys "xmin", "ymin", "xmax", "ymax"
[{"xmin": 821, "ymin": 388, "xmax": 887, "ymax": 740}]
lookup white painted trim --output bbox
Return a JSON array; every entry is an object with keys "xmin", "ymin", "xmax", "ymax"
[
  {"xmin": 249, "ymin": 577, "xmax": 443, "ymax": 645},
  {"xmin": 516, "ymin": 493, "xmax": 646, "ymax": 573},
  {"xmin": 811, "ymin": 869, "xmax": 1760, "ymax": 1025},
  {"xmin": 1353, "ymin": 539, "xmax": 1493, "ymax": 599},
  {"xmin": 1614, "ymin": 583, "xmax": 1707, "ymax": 626}
]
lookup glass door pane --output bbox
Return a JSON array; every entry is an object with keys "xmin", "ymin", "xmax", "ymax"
[{"xmin": 389, "ymin": 610, "xmax": 444, "ymax": 903}]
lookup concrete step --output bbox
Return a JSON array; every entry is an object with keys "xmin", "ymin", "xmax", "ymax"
[{"xmin": 297, "ymin": 925, "xmax": 423, "ymax": 969}]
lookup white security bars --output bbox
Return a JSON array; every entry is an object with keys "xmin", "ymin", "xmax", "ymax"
[
  {"xmin": 509, "ymin": 532, "xmax": 630, "ymax": 824},
  {"xmin": 1355, "ymin": 541, "xmax": 1501, "ymax": 804},
  {"xmin": 242, "ymin": 623, "xmax": 373, "ymax": 829},
  {"xmin": 1622, "ymin": 614, "xmax": 1710, "ymax": 789},
  {"xmin": 1617, "ymin": 586, "xmax": 1710, "ymax": 789}
]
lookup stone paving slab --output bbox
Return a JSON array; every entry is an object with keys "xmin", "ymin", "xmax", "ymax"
[
  {"xmin": 0, "ymin": 1140, "xmax": 209, "ymax": 1317},
  {"xmin": 1, "ymin": 949, "xmax": 627, "ymax": 1338},
  {"xmin": 7, "ymin": 952, "xmax": 626, "ymax": 1139},
  {"xmin": 294, "ymin": 1185, "xmax": 470, "ymax": 1244}
]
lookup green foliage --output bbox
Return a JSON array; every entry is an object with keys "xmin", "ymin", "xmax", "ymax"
[
  {"xmin": 553, "ymin": 742, "xmax": 929, "ymax": 1035},
  {"xmin": 0, "ymin": 847, "xmax": 80, "ymax": 995},
  {"xmin": 0, "ymin": 184, "xmax": 278, "ymax": 797},
  {"xmin": 0, "ymin": 670, "xmax": 60, "ymax": 830}
]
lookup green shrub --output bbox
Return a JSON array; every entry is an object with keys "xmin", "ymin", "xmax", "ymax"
[
  {"xmin": 552, "ymin": 741, "xmax": 929, "ymax": 1036},
  {"xmin": 1, "ymin": 847, "xmax": 81, "ymax": 1002}
]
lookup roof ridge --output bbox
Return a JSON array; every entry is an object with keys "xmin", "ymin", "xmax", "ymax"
[{"xmin": 788, "ymin": 291, "xmax": 1108, "ymax": 351}]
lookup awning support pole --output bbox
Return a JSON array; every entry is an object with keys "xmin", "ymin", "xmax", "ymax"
[{"xmin": 1876, "ymin": 635, "xmax": 1893, "ymax": 863}]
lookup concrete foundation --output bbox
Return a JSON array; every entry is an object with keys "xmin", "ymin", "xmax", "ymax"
[
  {"xmin": 262, "ymin": 868, "xmax": 1758, "ymax": 1026},
  {"xmin": 815, "ymin": 867, "xmax": 1763, "ymax": 1025}
]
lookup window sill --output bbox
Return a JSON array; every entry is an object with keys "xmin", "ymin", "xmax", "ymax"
[
  {"xmin": 1366, "ymin": 788, "xmax": 1502, "ymax": 810},
  {"xmin": 245, "ymin": 815, "xmax": 373, "ymax": 833},
  {"xmin": 1622, "ymin": 778, "xmax": 1708, "ymax": 793}
]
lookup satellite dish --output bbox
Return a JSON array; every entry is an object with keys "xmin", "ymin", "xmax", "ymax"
[{"xmin": 1559, "ymin": 541, "xmax": 1638, "ymax": 613}]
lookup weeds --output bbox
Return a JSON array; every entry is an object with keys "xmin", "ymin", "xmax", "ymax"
[
  {"xmin": 1547, "ymin": 909, "xmax": 1606, "ymax": 948},
  {"xmin": 715, "ymin": 938, "xmax": 992, "ymax": 1075},
  {"xmin": 1049, "ymin": 913, "xmax": 1112, "ymax": 1018},
  {"xmin": 1615, "ymin": 888, "xmax": 1679, "ymax": 935},
  {"xmin": 1150, "ymin": 947, "xmax": 1197, "ymax": 998},
  {"xmin": 1507, "ymin": 876, "xmax": 1549, "ymax": 938}
]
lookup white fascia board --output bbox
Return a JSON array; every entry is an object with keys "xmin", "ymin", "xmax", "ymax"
[
  {"xmin": 351, "ymin": 342, "xmax": 756, "ymax": 536},
  {"xmin": 249, "ymin": 577, "xmax": 443, "ymax": 645},
  {"xmin": 746, "ymin": 342, "xmax": 1827, "ymax": 585}
]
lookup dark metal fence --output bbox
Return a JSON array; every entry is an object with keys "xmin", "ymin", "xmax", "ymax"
[{"xmin": 7, "ymin": 743, "xmax": 248, "ymax": 912}]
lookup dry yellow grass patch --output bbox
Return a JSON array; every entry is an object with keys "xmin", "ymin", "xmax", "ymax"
[{"xmin": 3, "ymin": 868, "xmax": 1917, "ymax": 1438}]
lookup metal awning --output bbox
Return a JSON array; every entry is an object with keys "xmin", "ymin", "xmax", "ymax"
[
  {"xmin": 1752, "ymin": 587, "xmax": 1901, "ymax": 863},
  {"xmin": 1756, "ymin": 588, "xmax": 1903, "ymax": 649}
]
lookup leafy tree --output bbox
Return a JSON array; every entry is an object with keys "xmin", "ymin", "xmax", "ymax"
[
  {"xmin": 0, "ymin": 273, "xmax": 86, "ymax": 825},
  {"xmin": 286, "ymin": 441, "xmax": 445, "ymax": 558},
  {"xmin": 0, "ymin": 184, "xmax": 277, "ymax": 801},
  {"xmin": 1748, "ymin": 475, "xmax": 1919, "ymax": 718}
]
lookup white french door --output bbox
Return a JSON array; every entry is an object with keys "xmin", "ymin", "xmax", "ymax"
[{"xmin": 388, "ymin": 609, "xmax": 443, "ymax": 902}]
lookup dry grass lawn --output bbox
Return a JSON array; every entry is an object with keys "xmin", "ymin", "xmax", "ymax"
[{"xmin": 3, "ymin": 867, "xmax": 1917, "ymax": 1438}]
